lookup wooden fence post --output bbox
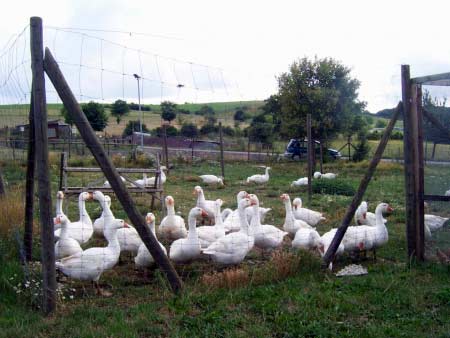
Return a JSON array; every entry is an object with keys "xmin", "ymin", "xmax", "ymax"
[
  {"xmin": 162, "ymin": 123, "xmax": 169, "ymax": 172},
  {"xmin": 322, "ymin": 103, "xmax": 402, "ymax": 267},
  {"xmin": 30, "ymin": 17, "xmax": 56, "ymax": 315},
  {"xmin": 307, "ymin": 114, "xmax": 313, "ymax": 206},
  {"xmin": 43, "ymin": 47, "xmax": 183, "ymax": 294},
  {"xmin": 0, "ymin": 169, "xmax": 5, "ymax": 196},
  {"xmin": 219, "ymin": 122, "xmax": 225, "ymax": 179},
  {"xmin": 24, "ymin": 89, "xmax": 36, "ymax": 262}
]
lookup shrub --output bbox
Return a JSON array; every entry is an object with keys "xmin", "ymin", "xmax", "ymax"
[
  {"xmin": 352, "ymin": 136, "xmax": 370, "ymax": 162},
  {"xmin": 312, "ymin": 179, "xmax": 356, "ymax": 196},
  {"xmin": 122, "ymin": 120, "xmax": 150, "ymax": 137}
]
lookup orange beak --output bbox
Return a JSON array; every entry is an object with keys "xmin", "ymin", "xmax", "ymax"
[
  {"xmin": 124, "ymin": 223, "xmax": 130, "ymax": 228},
  {"xmin": 201, "ymin": 210, "xmax": 209, "ymax": 218},
  {"xmin": 88, "ymin": 192, "xmax": 93, "ymax": 199},
  {"xmin": 250, "ymin": 200, "xmax": 257, "ymax": 206},
  {"xmin": 192, "ymin": 189, "xmax": 197, "ymax": 195},
  {"xmin": 387, "ymin": 206, "xmax": 394, "ymax": 213},
  {"xmin": 54, "ymin": 216, "xmax": 61, "ymax": 225}
]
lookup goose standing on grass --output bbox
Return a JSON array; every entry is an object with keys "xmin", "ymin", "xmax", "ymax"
[
  {"xmin": 103, "ymin": 176, "xmax": 126, "ymax": 188},
  {"xmin": 199, "ymin": 175, "xmax": 224, "ymax": 186},
  {"xmin": 54, "ymin": 215, "xmax": 82, "ymax": 259},
  {"xmin": 203, "ymin": 198, "xmax": 255, "ymax": 265},
  {"xmin": 158, "ymin": 196, "xmax": 187, "ymax": 241},
  {"xmin": 342, "ymin": 203, "xmax": 394, "ymax": 259},
  {"xmin": 248, "ymin": 194, "xmax": 288, "ymax": 249},
  {"xmin": 194, "ymin": 186, "xmax": 216, "ymax": 222},
  {"xmin": 93, "ymin": 195, "xmax": 112, "ymax": 236},
  {"xmin": 291, "ymin": 177, "xmax": 309, "ymax": 187},
  {"xmin": 292, "ymin": 227, "xmax": 321, "ymax": 251},
  {"xmin": 54, "ymin": 191, "xmax": 70, "ymax": 230},
  {"xmin": 54, "ymin": 192, "xmax": 93, "ymax": 244},
  {"xmin": 197, "ymin": 199, "xmax": 227, "ymax": 248},
  {"xmin": 280, "ymin": 194, "xmax": 312, "ymax": 236},
  {"xmin": 355, "ymin": 201, "xmax": 387, "ymax": 226},
  {"xmin": 134, "ymin": 213, "xmax": 167, "ymax": 268},
  {"xmin": 246, "ymin": 167, "xmax": 271, "ymax": 184},
  {"xmin": 56, "ymin": 218, "xmax": 129, "ymax": 296},
  {"xmin": 169, "ymin": 207, "xmax": 207, "ymax": 263},
  {"xmin": 292, "ymin": 197, "xmax": 326, "ymax": 226}
]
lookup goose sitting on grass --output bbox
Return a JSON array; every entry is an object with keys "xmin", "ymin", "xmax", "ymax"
[
  {"xmin": 355, "ymin": 201, "xmax": 387, "ymax": 226},
  {"xmin": 314, "ymin": 172, "xmax": 337, "ymax": 179},
  {"xmin": 54, "ymin": 215, "xmax": 82, "ymax": 259},
  {"xmin": 158, "ymin": 196, "xmax": 187, "ymax": 241},
  {"xmin": 197, "ymin": 199, "xmax": 227, "ymax": 249},
  {"xmin": 280, "ymin": 194, "xmax": 312, "ymax": 236},
  {"xmin": 199, "ymin": 175, "xmax": 224, "ymax": 186},
  {"xmin": 246, "ymin": 167, "xmax": 270, "ymax": 185},
  {"xmin": 291, "ymin": 177, "xmax": 309, "ymax": 187},
  {"xmin": 134, "ymin": 213, "xmax": 167, "ymax": 268},
  {"xmin": 292, "ymin": 197, "xmax": 326, "ymax": 226}
]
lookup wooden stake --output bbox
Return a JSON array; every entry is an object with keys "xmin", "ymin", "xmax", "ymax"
[
  {"xmin": 162, "ymin": 123, "xmax": 169, "ymax": 173},
  {"xmin": 307, "ymin": 114, "xmax": 313, "ymax": 206},
  {"xmin": 24, "ymin": 88, "xmax": 35, "ymax": 262},
  {"xmin": 43, "ymin": 47, "xmax": 183, "ymax": 294},
  {"xmin": 30, "ymin": 17, "xmax": 56, "ymax": 315},
  {"xmin": 322, "ymin": 103, "xmax": 402, "ymax": 267},
  {"xmin": 219, "ymin": 122, "xmax": 225, "ymax": 179}
]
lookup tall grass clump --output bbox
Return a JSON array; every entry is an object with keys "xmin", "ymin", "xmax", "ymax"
[{"xmin": 0, "ymin": 189, "xmax": 24, "ymax": 237}]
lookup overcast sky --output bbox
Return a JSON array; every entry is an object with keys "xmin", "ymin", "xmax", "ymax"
[{"xmin": 2, "ymin": 0, "xmax": 450, "ymax": 113}]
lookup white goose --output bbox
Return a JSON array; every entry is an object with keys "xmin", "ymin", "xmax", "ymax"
[
  {"xmin": 248, "ymin": 194, "xmax": 288, "ymax": 249},
  {"xmin": 425, "ymin": 214, "xmax": 448, "ymax": 232},
  {"xmin": 169, "ymin": 207, "xmax": 207, "ymax": 263},
  {"xmin": 199, "ymin": 175, "xmax": 224, "ymax": 186},
  {"xmin": 93, "ymin": 195, "xmax": 112, "ymax": 236},
  {"xmin": 158, "ymin": 196, "xmax": 188, "ymax": 241},
  {"xmin": 246, "ymin": 167, "xmax": 270, "ymax": 184},
  {"xmin": 314, "ymin": 172, "xmax": 337, "ymax": 179},
  {"xmin": 354, "ymin": 201, "xmax": 387, "ymax": 226},
  {"xmin": 134, "ymin": 213, "xmax": 167, "ymax": 268},
  {"xmin": 103, "ymin": 176, "xmax": 126, "ymax": 188},
  {"xmin": 137, "ymin": 166, "xmax": 167, "ymax": 187},
  {"xmin": 280, "ymin": 193, "xmax": 312, "ymax": 236},
  {"xmin": 343, "ymin": 203, "xmax": 393, "ymax": 257},
  {"xmin": 292, "ymin": 228, "xmax": 321, "ymax": 251},
  {"xmin": 197, "ymin": 199, "xmax": 226, "ymax": 249},
  {"xmin": 54, "ymin": 215, "xmax": 82, "ymax": 259},
  {"xmin": 291, "ymin": 177, "xmax": 309, "ymax": 187},
  {"xmin": 203, "ymin": 198, "xmax": 255, "ymax": 265},
  {"xmin": 54, "ymin": 192, "xmax": 93, "ymax": 244},
  {"xmin": 194, "ymin": 186, "xmax": 216, "ymax": 222},
  {"xmin": 292, "ymin": 197, "xmax": 326, "ymax": 226},
  {"xmin": 54, "ymin": 191, "xmax": 70, "ymax": 230},
  {"xmin": 55, "ymin": 218, "xmax": 129, "ymax": 296},
  {"xmin": 117, "ymin": 223, "xmax": 142, "ymax": 255}
]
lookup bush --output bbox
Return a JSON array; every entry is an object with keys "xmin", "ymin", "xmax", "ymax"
[
  {"xmin": 122, "ymin": 120, "xmax": 150, "ymax": 137},
  {"xmin": 312, "ymin": 179, "xmax": 356, "ymax": 196},
  {"xmin": 234, "ymin": 109, "xmax": 246, "ymax": 121},
  {"xmin": 153, "ymin": 126, "xmax": 178, "ymax": 137},
  {"xmin": 200, "ymin": 123, "xmax": 218, "ymax": 135},
  {"xmin": 367, "ymin": 130, "xmax": 381, "ymax": 140},
  {"xmin": 352, "ymin": 136, "xmax": 370, "ymax": 162},
  {"xmin": 180, "ymin": 123, "xmax": 199, "ymax": 138},
  {"xmin": 375, "ymin": 119, "xmax": 387, "ymax": 128},
  {"xmin": 222, "ymin": 126, "xmax": 235, "ymax": 136}
]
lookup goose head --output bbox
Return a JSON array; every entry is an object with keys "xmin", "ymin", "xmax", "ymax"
[
  {"xmin": 376, "ymin": 203, "xmax": 394, "ymax": 215},
  {"xmin": 356, "ymin": 201, "xmax": 368, "ymax": 224},
  {"xmin": 292, "ymin": 197, "xmax": 302, "ymax": 210},
  {"xmin": 217, "ymin": 178, "xmax": 224, "ymax": 186},
  {"xmin": 165, "ymin": 195, "xmax": 175, "ymax": 206},
  {"xmin": 189, "ymin": 207, "xmax": 209, "ymax": 219},
  {"xmin": 104, "ymin": 218, "xmax": 129, "ymax": 241},
  {"xmin": 80, "ymin": 191, "xmax": 93, "ymax": 201},
  {"xmin": 313, "ymin": 171, "xmax": 322, "ymax": 179},
  {"xmin": 238, "ymin": 197, "xmax": 252, "ymax": 209},
  {"xmin": 280, "ymin": 193, "xmax": 291, "ymax": 203},
  {"xmin": 104, "ymin": 195, "xmax": 112, "ymax": 208},
  {"xmin": 145, "ymin": 212, "xmax": 156, "ymax": 224},
  {"xmin": 215, "ymin": 199, "xmax": 223, "ymax": 208},
  {"xmin": 248, "ymin": 194, "xmax": 259, "ymax": 206},
  {"xmin": 54, "ymin": 214, "xmax": 69, "ymax": 226},
  {"xmin": 193, "ymin": 186, "xmax": 203, "ymax": 196},
  {"xmin": 237, "ymin": 191, "xmax": 249, "ymax": 202},
  {"xmin": 56, "ymin": 191, "xmax": 65, "ymax": 200}
]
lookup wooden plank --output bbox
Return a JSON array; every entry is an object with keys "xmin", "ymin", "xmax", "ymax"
[
  {"xmin": 30, "ymin": 17, "xmax": 56, "ymax": 315},
  {"xmin": 415, "ymin": 85, "xmax": 425, "ymax": 260},
  {"xmin": 307, "ymin": 114, "xmax": 313, "ymax": 206},
  {"xmin": 24, "ymin": 88, "xmax": 35, "ymax": 262},
  {"xmin": 424, "ymin": 194, "xmax": 450, "ymax": 201},
  {"xmin": 64, "ymin": 167, "xmax": 159, "ymax": 173},
  {"xmin": 401, "ymin": 65, "xmax": 418, "ymax": 259},
  {"xmin": 322, "ymin": 102, "xmax": 402, "ymax": 267},
  {"xmin": 411, "ymin": 72, "xmax": 450, "ymax": 85},
  {"xmin": 43, "ymin": 47, "xmax": 182, "ymax": 294},
  {"xmin": 219, "ymin": 122, "xmax": 225, "ymax": 179}
]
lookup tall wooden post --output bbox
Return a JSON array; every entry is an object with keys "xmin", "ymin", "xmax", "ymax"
[
  {"xmin": 307, "ymin": 114, "xmax": 313, "ymax": 205},
  {"xmin": 219, "ymin": 122, "xmax": 225, "ymax": 179},
  {"xmin": 30, "ymin": 17, "xmax": 56, "ymax": 315},
  {"xmin": 162, "ymin": 123, "xmax": 169, "ymax": 173},
  {"xmin": 0, "ymin": 169, "xmax": 5, "ymax": 196},
  {"xmin": 43, "ymin": 47, "xmax": 183, "ymax": 294},
  {"xmin": 24, "ymin": 89, "xmax": 36, "ymax": 262},
  {"xmin": 402, "ymin": 65, "xmax": 423, "ymax": 260}
]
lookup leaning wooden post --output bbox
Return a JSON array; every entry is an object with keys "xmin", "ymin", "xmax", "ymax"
[
  {"xmin": 0, "ymin": 169, "xmax": 6, "ymax": 196},
  {"xmin": 401, "ymin": 65, "xmax": 420, "ymax": 260},
  {"xmin": 307, "ymin": 114, "xmax": 313, "ymax": 206},
  {"xmin": 322, "ymin": 102, "xmax": 402, "ymax": 267},
  {"xmin": 24, "ymin": 89, "xmax": 36, "ymax": 262},
  {"xmin": 30, "ymin": 17, "xmax": 56, "ymax": 315},
  {"xmin": 43, "ymin": 47, "xmax": 183, "ymax": 294},
  {"xmin": 219, "ymin": 121, "xmax": 225, "ymax": 179}
]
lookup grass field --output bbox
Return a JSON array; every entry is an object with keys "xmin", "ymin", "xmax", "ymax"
[{"xmin": 0, "ymin": 155, "xmax": 449, "ymax": 337}]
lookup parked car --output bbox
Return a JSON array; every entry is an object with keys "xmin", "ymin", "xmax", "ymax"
[{"xmin": 284, "ymin": 139, "xmax": 341, "ymax": 160}]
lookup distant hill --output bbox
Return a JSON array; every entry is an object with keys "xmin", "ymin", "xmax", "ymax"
[{"xmin": 375, "ymin": 107, "xmax": 403, "ymax": 120}]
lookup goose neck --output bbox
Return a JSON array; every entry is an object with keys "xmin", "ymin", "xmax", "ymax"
[
  {"xmin": 238, "ymin": 206, "xmax": 249, "ymax": 234},
  {"xmin": 375, "ymin": 205, "xmax": 386, "ymax": 229},
  {"xmin": 250, "ymin": 204, "xmax": 261, "ymax": 227},
  {"xmin": 78, "ymin": 196, "xmax": 90, "ymax": 222},
  {"xmin": 166, "ymin": 204, "xmax": 176, "ymax": 216},
  {"xmin": 59, "ymin": 221, "xmax": 69, "ymax": 239},
  {"xmin": 56, "ymin": 198, "xmax": 63, "ymax": 215},
  {"xmin": 187, "ymin": 215, "xmax": 198, "ymax": 238}
]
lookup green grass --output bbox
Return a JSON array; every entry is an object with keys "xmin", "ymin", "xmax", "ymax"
[{"xmin": 0, "ymin": 157, "xmax": 449, "ymax": 337}]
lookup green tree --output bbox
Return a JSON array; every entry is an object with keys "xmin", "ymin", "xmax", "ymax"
[
  {"xmin": 122, "ymin": 120, "xmax": 149, "ymax": 137},
  {"xmin": 111, "ymin": 99, "xmax": 130, "ymax": 124},
  {"xmin": 277, "ymin": 57, "xmax": 366, "ymax": 141},
  {"xmin": 161, "ymin": 101, "xmax": 177, "ymax": 123},
  {"xmin": 352, "ymin": 135, "xmax": 370, "ymax": 162},
  {"xmin": 196, "ymin": 105, "xmax": 215, "ymax": 116},
  {"xmin": 375, "ymin": 119, "xmax": 387, "ymax": 128},
  {"xmin": 234, "ymin": 109, "xmax": 246, "ymax": 121},
  {"xmin": 261, "ymin": 94, "xmax": 282, "ymax": 132},
  {"xmin": 61, "ymin": 101, "xmax": 108, "ymax": 131},
  {"xmin": 180, "ymin": 123, "xmax": 199, "ymax": 138}
]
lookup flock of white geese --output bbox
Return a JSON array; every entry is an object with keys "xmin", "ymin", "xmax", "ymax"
[{"xmin": 53, "ymin": 168, "xmax": 448, "ymax": 294}]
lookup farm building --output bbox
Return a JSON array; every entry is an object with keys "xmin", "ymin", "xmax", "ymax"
[{"xmin": 14, "ymin": 119, "xmax": 71, "ymax": 140}]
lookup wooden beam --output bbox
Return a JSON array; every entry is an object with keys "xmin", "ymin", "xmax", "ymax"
[
  {"xmin": 322, "ymin": 102, "xmax": 402, "ymax": 267},
  {"xmin": 411, "ymin": 72, "xmax": 450, "ymax": 85},
  {"xmin": 43, "ymin": 47, "xmax": 183, "ymax": 294},
  {"xmin": 422, "ymin": 108, "xmax": 450, "ymax": 140},
  {"xmin": 30, "ymin": 17, "xmax": 56, "ymax": 315},
  {"xmin": 424, "ymin": 194, "xmax": 450, "ymax": 201},
  {"xmin": 307, "ymin": 114, "xmax": 313, "ymax": 206},
  {"xmin": 24, "ymin": 87, "xmax": 35, "ymax": 262}
]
